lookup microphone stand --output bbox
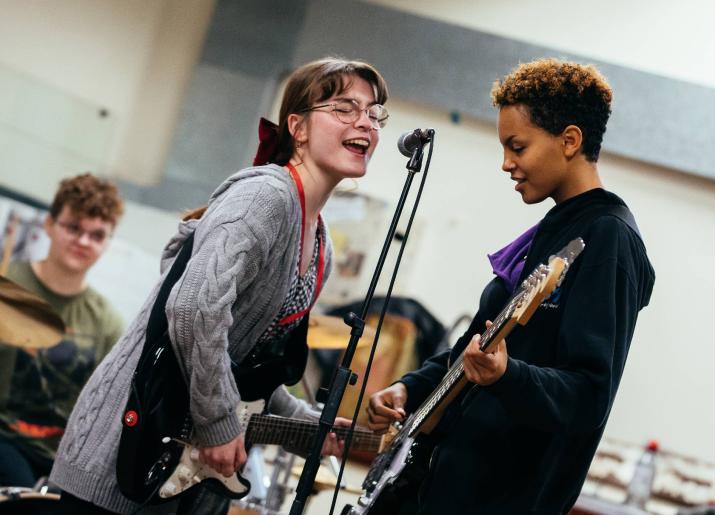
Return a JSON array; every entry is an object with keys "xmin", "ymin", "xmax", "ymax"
[{"xmin": 289, "ymin": 133, "xmax": 433, "ymax": 515}]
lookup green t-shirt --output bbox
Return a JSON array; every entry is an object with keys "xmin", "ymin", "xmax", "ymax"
[{"xmin": 0, "ymin": 261, "xmax": 124, "ymax": 460}]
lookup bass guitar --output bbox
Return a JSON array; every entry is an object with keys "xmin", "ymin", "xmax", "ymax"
[{"xmin": 342, "ymin": 238, "xmax": 585, "ymax": 515}]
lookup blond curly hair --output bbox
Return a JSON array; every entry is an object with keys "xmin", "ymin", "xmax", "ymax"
[{"xmin": 491, "ymin": 59, "xmax": 613, "ymax": 161}]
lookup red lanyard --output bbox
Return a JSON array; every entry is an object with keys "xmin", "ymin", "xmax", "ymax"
[{"xmin": 278, "ymin": 163, "xmax": 325, "ymax": 326}]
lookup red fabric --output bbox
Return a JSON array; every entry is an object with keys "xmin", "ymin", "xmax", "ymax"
[
  {"xmin": 278, "ymin": 163, "xmax": 325, "ymax": 326},
  {"xmin": 252, "ymin": 117, "xmax": 280, "ymax": 166},
  {"xmin": 9, "ymin": 419, "xmax": 64, "ymax": 438}
]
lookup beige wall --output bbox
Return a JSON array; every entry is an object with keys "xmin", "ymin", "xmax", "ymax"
[
  {"xmin": 358, "ymin": 95, "xmax": 715, "ymax": 462},
  {"xmin": 365, "ymin": 0, "xmax": 715, "ymax": 88},
  {"xmin": 0, "ymin": 0, "xmax": 215, "ymax": 189},
  {"xmin": 0, "ymin": 0, "xmax": 712, "ymax": 464},
  {"xmin": 361, "ymin": 0, "xmax": 715, "ymax": 463}
]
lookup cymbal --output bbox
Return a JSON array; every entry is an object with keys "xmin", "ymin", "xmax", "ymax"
[
  {"xmin": 0, "ymin": 276, "xmax": 65, "ymax": 349},
  {"xmin": 307, "ymin": 315, "xmax": 376, "ymax": 350},
  {"xmin": 291, "ymin": 465, "xmax": 363, "ymax": 495}
]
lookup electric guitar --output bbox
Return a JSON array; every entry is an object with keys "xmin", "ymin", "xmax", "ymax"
[
  {"xmin": 116, "ymin": 315, "xmax": 360, "ymax": 505},
  {"xmin": 342, "ymin": 238, "xmax": 585, "ymax": 515},
  {"xmin": 156, "ymin": 399, "xmax": 380, "ymax": 500}
]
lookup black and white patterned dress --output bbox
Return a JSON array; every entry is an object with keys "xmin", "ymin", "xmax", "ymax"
[{"xmin": 249, "ymin": 228, "xmax": 322, "ymax": 357}]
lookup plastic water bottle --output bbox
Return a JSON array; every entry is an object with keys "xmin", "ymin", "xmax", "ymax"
[{"xmin": 625, "ymin": 439, "xmax": 659, "ymax": 509}]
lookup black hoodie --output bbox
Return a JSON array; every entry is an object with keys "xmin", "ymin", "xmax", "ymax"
[{"xmin": 401, "ymin": 188, "xmax": 655, "ymax": 515}]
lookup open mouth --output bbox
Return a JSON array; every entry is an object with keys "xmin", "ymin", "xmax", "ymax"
[{"xmin": 343, "ymin": 138, "xmax": 369, "ymax": 156}]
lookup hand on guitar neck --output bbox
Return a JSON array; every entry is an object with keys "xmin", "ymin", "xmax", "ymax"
[
  {"xmin": 462, "ymin": 320, "xmax": 508, "ymax": 386},
  {"xmin": 323, "ymin": 417, "xmax": 352, "ymax": 458},
  {"xmin": 198, "ymin": 417, "xmax": 351, "ymax": 479}
]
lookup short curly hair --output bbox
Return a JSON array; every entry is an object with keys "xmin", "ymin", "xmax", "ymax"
[
  {"xmin": 49, "ymin": 173, "xmax": 124, "ymax": 226},
  {"xmin": 491, "ymin": 59, "xmax": 613, "ymax": 162}
]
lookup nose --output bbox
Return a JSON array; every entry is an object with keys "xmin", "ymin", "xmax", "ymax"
[
  {"xmin": 354, "ymin": 108, "xmax": 373, "ymax": 130},
  {"xmin": 502, "ymin": 151, "xmax": 516, "ymax": 172},
  {"xmin": 76, "ymin": 231, "xmax": 92, "ymax": 245}
]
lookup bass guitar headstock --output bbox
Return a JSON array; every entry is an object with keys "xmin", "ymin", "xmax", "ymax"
[{"xmin": 513, "ymin": 238, "xmax": 585, "ymax": 325}]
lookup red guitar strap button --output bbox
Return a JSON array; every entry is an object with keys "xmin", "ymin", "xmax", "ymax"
[{"xmin": 124, "ymin": 410, "xmax": 139, "ymax": 427}]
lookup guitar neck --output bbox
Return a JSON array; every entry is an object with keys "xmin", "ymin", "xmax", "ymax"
[
  {"xmin": 404, "ymin": 288, "xmax": 526, "ymax": 437},
  {"xmin": 245, "ymin": 414, "xmax": 381, "ymax": 454}
]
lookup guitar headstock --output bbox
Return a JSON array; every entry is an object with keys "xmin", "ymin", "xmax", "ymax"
[{"xmin": 513, "ymin": 237, "xmax": 585, "ymax": 325}]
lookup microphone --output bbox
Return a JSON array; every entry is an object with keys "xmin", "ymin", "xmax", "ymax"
[{"xmin": 397, "ymin": 128, "xmax": 433, "ymax": 157}]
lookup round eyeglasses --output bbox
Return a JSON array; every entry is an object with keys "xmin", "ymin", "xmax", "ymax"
[
  {"xmin": 302, "ymin": 100, "xmax": 389, "ymax": 129},
  {"xmin": 56, "ymin": 220, "xmax": 111, "ymax": 244}
]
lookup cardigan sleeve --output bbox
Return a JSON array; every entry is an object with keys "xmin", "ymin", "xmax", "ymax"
[{"xmin": 166, "ymin": 178, "xmax": 293, "ymax": 447}]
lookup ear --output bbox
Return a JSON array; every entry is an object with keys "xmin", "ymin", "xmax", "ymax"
[
  {"xmin": 287, "ymin": 113, "xmax": 307, "ymax": 145},
  {"xmin": 561, "ymin": 125, "xmax": 583, "ymax": 159},
  {"xmin": 43, "ymin": 214, "xmax": 54, "ymax": 234}
]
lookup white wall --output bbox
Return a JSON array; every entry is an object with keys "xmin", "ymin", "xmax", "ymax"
[
  {"xmin": 0, "ymin": 0, "xmax": 712, "ymax": 466},
  {"xmin": 0, "ymin": 0, "xmax": 215, "ymax": 186},
  {"xmin": 354, "ymin": 0, "xmax": 715, "ymax": 462},
  {"xmin": 364, "ymin": 0, "xmax": 715, "ymax": 89},
  {"xmin": 0, "ymin": 0, "xmax": 212, "ymax": 320},
  {"xmin": 358, "ymin": 94, "xmax": 715, "ymax": 462}
]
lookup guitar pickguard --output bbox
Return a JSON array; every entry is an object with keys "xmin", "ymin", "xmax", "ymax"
[{"xmin": 158, "ymin": 400, "xmax": 265, "ymax": 499}]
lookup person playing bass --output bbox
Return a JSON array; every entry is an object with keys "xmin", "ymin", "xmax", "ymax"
[{"xmin": 367, "ymin": 58, "xmax": 655, "ymax": 515}]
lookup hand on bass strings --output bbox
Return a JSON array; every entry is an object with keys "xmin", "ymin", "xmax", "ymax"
[
  {"xmin": 462, "ymin": 320, "xmax": 508, "ymax": 386},
  {"xmin": 199, "ymin": 434, "xmax": 247, "ymax": 478},
  {"xmin": 366, "ymin": 382, "xmax": 407, "ymax": 434}
]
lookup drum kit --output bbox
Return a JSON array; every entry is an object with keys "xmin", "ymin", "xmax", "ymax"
[{"xmin": 0, "ymin": 275, "xmax": 369, "ymax": 514}]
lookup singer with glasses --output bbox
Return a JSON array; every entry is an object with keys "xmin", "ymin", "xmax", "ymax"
[
  {"xmin": 0, "ymin": 173, "xmax": 125, "ymax": 490},
  {"xmin": 301, "ymin": 100, "xmax": 389, "ymax": 129},
  {"xmin": 48, "ymin": 57, "xmax": 389, "ymax": 514},
  {"xmin": 366, "ymin": 59, "xmax": 655, "ymax": 514}
]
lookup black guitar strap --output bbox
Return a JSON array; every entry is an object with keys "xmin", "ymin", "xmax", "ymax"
[
  {"xmin": 139, "ymin": 233, "xmax": 195, "ymax": 365},
  {"xmin": 117, "ymin": 232, "xmax": 196, "ymax": 504}
]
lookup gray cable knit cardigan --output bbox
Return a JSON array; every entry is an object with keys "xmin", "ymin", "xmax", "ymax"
[{"xmin": 50, "ymin": 164, "xmax": 332, "ymax": 514}]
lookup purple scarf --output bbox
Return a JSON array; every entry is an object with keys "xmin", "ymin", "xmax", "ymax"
[{"xmin": 488, "ymin": 224, "xmax": 539, "ymax": 292}]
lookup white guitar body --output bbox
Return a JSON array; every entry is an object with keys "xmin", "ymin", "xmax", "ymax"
[{"xmin": 158, "ymin": 399, "xmax": 266, "ymax": 499}]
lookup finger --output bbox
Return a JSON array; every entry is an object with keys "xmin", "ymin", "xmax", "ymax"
[
  {"xmin": 367, "ymin": 417, "xmax": 391, "ymax": 433},
  {"xmin": 221, "ymin": 463, "xmax": 233, "ymax": 478},
  {"xmin": 235, "ymin": 446, "xmax": 247, "ymax": 471},
  {"xmin": 333, "ymin": 417, "xmax": 352, "ymax": 428},
  {"xmin": 371, "ymin": 402, "xmax": 405, "ymax": 420},
  {"xmin": 367, "ymin": 409, "xmax": 399, "ymax": 428},
  {"xmin": 321, "ymin": 433, "xmax": 338, "ymax": 456},
  {"xmin": 465, "ymin": 340, "xmax": 490, "ymax": 365},
  {"xmin": 462, "ymin": 356, "xmax": 480, "ymax": 383}
]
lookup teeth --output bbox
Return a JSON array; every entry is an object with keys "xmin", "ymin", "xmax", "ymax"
[{"xmin": 344, "ymin": 139, "xmax": 369, "ymax": 147}]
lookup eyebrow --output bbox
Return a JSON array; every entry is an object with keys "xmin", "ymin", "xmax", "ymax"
[
  {"xmin": 334, "ymin": 96, "xmax": 379, "ymax": 107},
  {"xmin": 500, "ymin": 135, "xmax": 515, "ymax": 146}
]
